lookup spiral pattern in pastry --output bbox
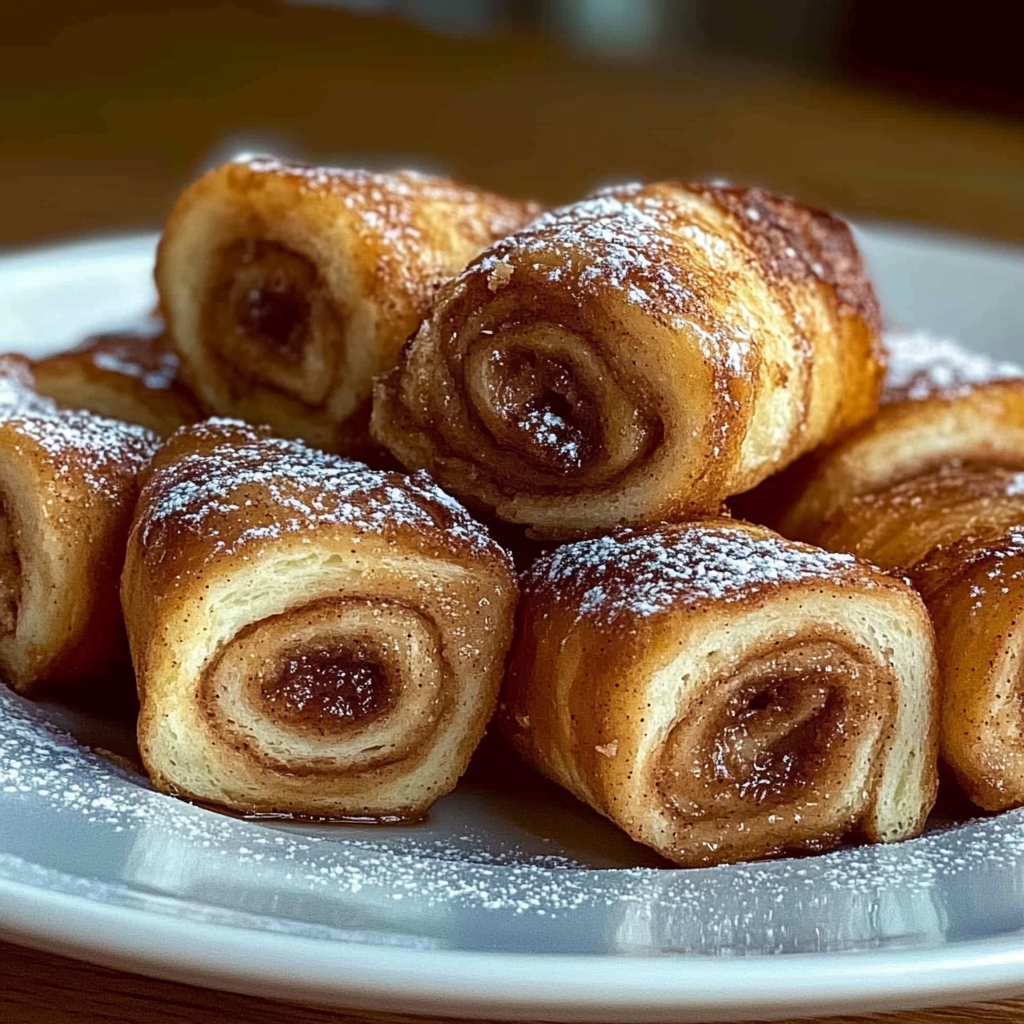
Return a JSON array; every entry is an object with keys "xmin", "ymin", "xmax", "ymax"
[
  {"xmin": 0, "ymin": 356, "xmax": 158, "ymax": 694},
  {"xmin": 374, "ymin": 183, "xmax": 883, "ymax": 539},
  {"xmin": 156, "ymin": 158, "xmax": 540, "ymax": 455},
  {"xmin": 32, "ymin": 319, "xmax": 201, "ymax": 437},
  {"xmin": 123, "ymin": 419, "xmax": 518, "ymax": 819},
  {"xmin": 500, "ymin": 519, "xmax": 938, "ymax": 867}
]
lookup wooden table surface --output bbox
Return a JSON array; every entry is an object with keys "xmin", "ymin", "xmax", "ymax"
[{"xmin": 4, "ymin": 3, "xmax": 1024, "ymax": 1022}]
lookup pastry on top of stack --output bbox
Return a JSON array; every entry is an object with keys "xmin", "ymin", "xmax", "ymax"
[{"xmin": 373, "ymin": 182, "xmax": 884, "ymax": 540}]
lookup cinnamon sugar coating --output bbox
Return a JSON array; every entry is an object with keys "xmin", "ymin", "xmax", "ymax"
[
  {"xmin": 692, "ymin": 186, "xmax": 878, "ymax": 324},
  {"xmin": 124, "ymin": 420, "xmax": 518, "ymax": 819},
  {"xmin": 373, "ymin": 182, "xmax": 882, "ymax": 539},
  {"xmin": 156, "ymin": 158, "xmax": 540, "ymax": 456},
  {"xmin": 807, "ymin": 464, "xmax": 1024, "ymax": 812},
  {"xmin": 502, "ymin": 519, "xmax": 938, "ymax": 867},
  {"xmin": 738, "ymin": 331, "xmax": 1024, "ymax": 812}
]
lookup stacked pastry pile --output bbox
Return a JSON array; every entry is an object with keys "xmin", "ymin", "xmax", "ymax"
[{"xmin": 6, "ymin": 155, "xmax": 1017, "ymax": 867}]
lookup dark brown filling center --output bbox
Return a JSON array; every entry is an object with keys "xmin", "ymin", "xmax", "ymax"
[
  {"xmin": 0, "ymin": 505, "xmax": 21, "ymax": 636},
  {"xmin": 659, "ymin": 642, "xmax": 874, "ymax": 815},
  {"xmin": 260, "ymin": 646, "xmax": 393, "ymax": 728},
  {"xmin": 710, "ymin": 678, "xmax": 838, "ymax": 803},
  {"xmin": 225, "ymin": 239, "xmax": 316, "ymax": 365},
  {"xmin": 487, "ymin": 348, "xmax": 598, "ymax": 473}
]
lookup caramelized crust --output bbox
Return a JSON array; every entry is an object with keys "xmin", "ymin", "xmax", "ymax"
[
  {"xmin": 0, "ymin": 358, "xmax": 158, "ymax": 694},
  {"xmin": 156, "ymin": 158, "xmax": 540, "ymax": 456},
  {"xmin": 373, "ymin": 183, "xmax": 883, "ymax": 539},
  {"xmin": 748, "ymin": 330, "xmax": 1024, "ymax": 538},
  {"xmin": 500, "ymin": 520, "xmax": 938, "ymax": 867},
  {"xmin": 808, "ymin": 464, "xmax": 1024, "ymax": 811},
  {"xmin": 32, "ymin": 320, "xmax": 201, "ymax": 436},
  {"xmin": 123, "ymin": 420, "xmax": 518, "ymax": 819}
]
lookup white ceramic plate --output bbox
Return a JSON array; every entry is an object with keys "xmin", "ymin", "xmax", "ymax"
[{"xmin": 1, "ymin": 229, "xmax": 1024, "ymax": 1023}]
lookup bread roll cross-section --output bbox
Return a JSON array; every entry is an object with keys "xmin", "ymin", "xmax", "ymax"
[
  {"xmin": 375, "ymin": 183, "xmax": 883, "ymax": 539},
  {"xmin": 501, "ymin": 519, "xmax": 938, "ymax": 867},
  {"xmin": 123, "ymin": 419, "xmax": 518, "ymax": 819}
]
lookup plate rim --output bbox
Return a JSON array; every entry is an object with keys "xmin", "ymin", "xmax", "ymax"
[{"xmin": 5, "ymin": 873, "xmax": 1024, "ymax": 1023}]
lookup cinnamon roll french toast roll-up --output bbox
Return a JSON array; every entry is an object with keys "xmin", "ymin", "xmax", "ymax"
[
  {"xmin": 32, "ymin": 319, "xmax": 201, "ymax": 437},
  {"xmin": 156, "ymin": 158, "xmax": 540, "ymax": 455},
  {"xmin": 122, "ymin": 419, "xmax": 518, "ymax": 819},
  {"xmin": 811, "ymin": 465, "xmax": 1024, "ymax": 811},
  {"xmin": 760, "ymin": 331, "xmax": 1024, "ymax": 540},
  {"xmin": 0, "ymin": 357, "xmax": 158, "ymax": 694},
  {"xmin": 500, "ymin": 520, "xmax": 938, "ymax": 867},
  {"xmin": 374, "ymin": 184, "xmax": 883, "ymax": 539}
]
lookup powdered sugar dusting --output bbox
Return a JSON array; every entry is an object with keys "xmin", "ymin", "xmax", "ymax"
[
  {"xmin": 91, "ymin": 348, "xmax": 179, "ymax": 390},
  {"xmin": 8, "ymin": 412, "xmax": 157, "ymax": 493},
  {"xmin": 0, "ymin": 357, "xmax": 157, "ymax": 493},
  {"xmin": 883, "ymin": 329, "xmax": 1023, "ymax": 403},
  {"xmin": 140, "ymin": 419, "xmax": 503, "ymax": 560},
  {"xmin": 468, "ymin": 185, "xmax": 757, "ymax": 390},
  {"xmin": 77, "ymin": 328, "xmax": 182, "ymax": 391},
  {"xmin": 528, "ymin": 523, "xmax": 864, "ymax": 627},
  {"xmin": 9, "ymin": 679, "xmax": 1024, "ymax": 959},
  {"xmin": 472, "ymin": 186, "xmax": 697, "ymax": 317}
]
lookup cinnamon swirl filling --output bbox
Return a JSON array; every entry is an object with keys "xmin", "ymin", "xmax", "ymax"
[
  {"xmin": 261, "ymin": 647, "xmax": 393, "ymax": 729},
  {"xmin": 374, "ymin": 182, "xmax": 884, "ymax": 538},
  {"xmin": 206, "ymin": 239, "xmax": 344, "ymax": 406},
  {"xmin": 124, "ymin": 419, "xmax": 519, "ymax": 819},
  {"xmin": 203, "ymin": 598, "xmax": 446, "ymax": 772},
  {"xmin": 461, "ymin": 322, "xmax": 652, "ymax": 489},
  {"xmin": 500, "ymin": 519, "xmax": 938, "ymax": 867},
  {"xmin": 659, "ymin": 641, "xmax": 884, "ymax": 849}
]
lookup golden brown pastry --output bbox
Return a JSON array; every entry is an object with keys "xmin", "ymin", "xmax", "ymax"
[
  {"xmin": 122, "ymin": 419, "xmax": 518, "ymax": 819},
  {"xmin": 373, "ymin": 183, "xmax": 883, "ymax": 539},
  {"xmin": 156, "ymin": 158, "xmax": 540, "ymax": 456},
  {"xmin": 809, "ymin": 464, "xmax": 1024, "ymax": 811},
  {"xmin": 32, "ymin": 319, "xmax": 201, "ymax": 436},
  {"xmin": 0, "ymin": 356, "xmax": 158, "ymax": 695},
  {"xmin": 756, "ymin": 330, "xmax": 1024, "ymax": 539},
  {"xmin": 500, "ymin": 519, "xmax": 938, "ymax": 867}
]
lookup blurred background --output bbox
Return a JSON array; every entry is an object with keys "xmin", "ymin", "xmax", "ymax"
[{"xmin": 2, "ymin": 0, "xmax": 1023, "ymax": 248}]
